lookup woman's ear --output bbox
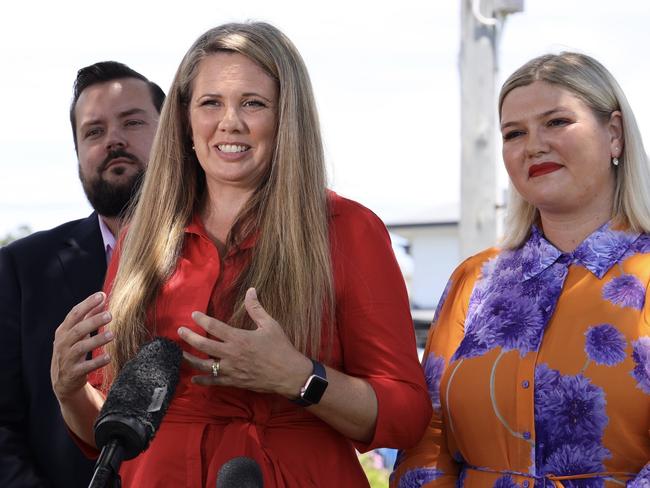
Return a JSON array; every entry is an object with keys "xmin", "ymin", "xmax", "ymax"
[{"xmin": 608, "ymin": 110, "xmax": 624, "ymax": 158}]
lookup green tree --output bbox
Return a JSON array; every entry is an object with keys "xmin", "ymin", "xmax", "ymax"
[
  {"xmin": 0, "ymin": 225, "xmax": 32, "ymax": 246},
  {"xmin": 360, "ymin": 451, "xmax": 390, "ymax": 488}
]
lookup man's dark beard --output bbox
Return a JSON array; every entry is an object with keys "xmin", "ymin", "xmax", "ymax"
[{"xmin": 79, "ymin": 149, "xmax": 145, "ymax": 218}]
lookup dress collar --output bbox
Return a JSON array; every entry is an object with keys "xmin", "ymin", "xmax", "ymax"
[
  {"xmin": 185, "ymin": 190, "xmax": 341, "ymax": 251},
  {"xmin": 520, "ymin": 222, "xmax": 640, "ymax": 281},
  {"xmin": 185, "ymin": 213, "xmax": 257, "ymax": 254}
]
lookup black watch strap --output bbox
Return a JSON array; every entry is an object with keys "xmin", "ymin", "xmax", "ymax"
[
  {"xmin": 291, "ymin": 359, "xmax": 327, "ymax": 407},
  {"xmin": 310, "ymin": 359, "xmax": 326, "ymax": 380}
]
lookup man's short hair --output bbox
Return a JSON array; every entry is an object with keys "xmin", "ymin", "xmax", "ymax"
[{"xmin": 69, "ymin": 61, "xmax": 165, "ymax": 151}]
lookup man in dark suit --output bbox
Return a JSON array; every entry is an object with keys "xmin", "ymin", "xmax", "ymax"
[{"xmin": 0, "ymin": 61, "xmax": 165, "ymax": 487}]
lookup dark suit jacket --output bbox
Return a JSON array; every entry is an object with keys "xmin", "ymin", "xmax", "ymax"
[{"xmin": 0, "ymin": 213, "xmax": 106, "ymax": 487}]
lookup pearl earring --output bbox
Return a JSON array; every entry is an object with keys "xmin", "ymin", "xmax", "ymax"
[{"xmin": 612, "ymin": 157, "xmax": 619, "ymax": 166}]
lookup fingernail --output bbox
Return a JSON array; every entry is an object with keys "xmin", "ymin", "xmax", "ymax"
[
  {"xmin": 102, "ymin": 311, "xmax": 111, "ymax": 321},
  {"xmin": 94, "ymin": 292, "xmax": 105, "ymax": 302},
  {"xmin": 178, "ymin": 327, "xmax": 186, "ymax": 336},
  {"xmin": 104, "ymin": 331, "xmax": 113, "ymax": 340},
  {"xmin": 249, "ymin": 288, "xmax": 257, "ymax": 300}
]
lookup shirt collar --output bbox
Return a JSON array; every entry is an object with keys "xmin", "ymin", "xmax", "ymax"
[
  {"xmin": 185, "ymin": 213, "xmax": 257, "ymax": 254},
  {"xmin": 184, "ymin": 190, "xmax": 340, "ymax": 254},
  {"xmin": 98, "ymin": 216, "xmax": 116, "ymax": 263},
  {"xmin": 520, "ymin": 221, "xmax": 641, "ymax": 281}
]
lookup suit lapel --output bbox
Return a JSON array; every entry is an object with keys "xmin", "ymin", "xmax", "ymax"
[{"xmin": 57, "ymin": 213, "xmax": 107, "ymax": 304}]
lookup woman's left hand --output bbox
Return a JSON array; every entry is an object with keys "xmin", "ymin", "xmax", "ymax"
[{"xmin": 178, "ymin": 287, "xmax": 312, "ymax": 397}]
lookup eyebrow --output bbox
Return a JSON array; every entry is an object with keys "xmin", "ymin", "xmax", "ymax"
[
  {"xmin": 197, "ymin": 92, "xmax": 275, "ymax": 103},
  {"xmin": 80, "ymin": 108, "xmax": 149, "ymax": 130},
  {"xmin": 500, "ymin": 107, "xmax": 572, "ymax": 130}
]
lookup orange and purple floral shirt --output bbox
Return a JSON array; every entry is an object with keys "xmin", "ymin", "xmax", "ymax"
[{"xmin": 392, "ymin": 223, "xmax": 650, "ymax": 487}]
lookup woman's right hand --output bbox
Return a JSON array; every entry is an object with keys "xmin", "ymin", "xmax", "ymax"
[{"xmin": 51, "ymin": 292, "xmax": 114, "ymax": 403}]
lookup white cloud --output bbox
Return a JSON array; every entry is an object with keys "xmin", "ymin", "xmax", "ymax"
[{"xmin": 1, "ymin": 0, "xmax": 648, "ymax": 235}]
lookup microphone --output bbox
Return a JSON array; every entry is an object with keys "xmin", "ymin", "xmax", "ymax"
[
  {"xmin": 88, "ymin": 337, "xmax": 182, "ymax": 488},
  {"xmin": 216, "ymin": 457, "xmax": 264, "ymax": 488}
]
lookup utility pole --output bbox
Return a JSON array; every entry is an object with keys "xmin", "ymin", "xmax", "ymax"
[{"xmin": 459, "ymin": 0, "xmax": 523, "ymax": 258}]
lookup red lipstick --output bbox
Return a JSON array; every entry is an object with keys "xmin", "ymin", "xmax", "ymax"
[{"xmin": 528, "ymin": 162, "xmax": 563, "ymax": 178}]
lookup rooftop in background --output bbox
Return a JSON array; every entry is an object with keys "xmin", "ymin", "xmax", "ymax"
[{"xmin": 380, "ymin": 202, "xmax": 459, "ymax": 228}]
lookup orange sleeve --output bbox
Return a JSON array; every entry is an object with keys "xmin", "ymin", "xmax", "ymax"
[{"xmin": 390, "ymin": 250, "xmax": 495, "ymax": 487}]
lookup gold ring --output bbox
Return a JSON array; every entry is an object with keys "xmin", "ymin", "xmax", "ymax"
[{"xmin": 211, "ymin": 359, "xmax": 220, "ymax": 378}]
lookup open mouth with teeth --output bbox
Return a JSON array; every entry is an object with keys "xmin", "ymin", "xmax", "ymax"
[{"xmin": 217, "ymin": 144, "xmax": 250, "ymax": 153}]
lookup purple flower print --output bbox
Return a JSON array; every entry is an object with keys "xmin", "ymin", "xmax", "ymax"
[
  {"xmin": 627, "ymin": 464, "xmax": 650, "ymax": 487},
  {"xmin": 453, "ymin": 222, "xmax": 640, "ymax": 368},
  {"xmin": 534, "ymin": 364, "xmax": 610, "ymax": 479},
  {"xmin": 541, "ymin": 443, "xmax": 610, "ymax": 487},
  {"xmin": 476, "ymin": 292, "xmax": 545, "ymax": 356},
  {"xmin": 422, "ymin": 353, "xmax": 445, "ymax": 412},
  {"xmin": 452, "ymin": 331, "xmax": 490, "ymax": 361},
  {"xmin": 631, "ymin": 338, "xmax": 650, "ymax": 394},
  {"xmin": 465, "ymin": 286, "xmax": 486, "ymax": 322},
  {"xmin": 624, "ymin": 234, "xmax": 650, "ymax": 259},
  {"xmin": 520, "ymin": 227, "xmax": 562, "ymax": 279},
  {"xmin": 602, "ymin": 274, "xmax": 645, "ymax": 310},
  {"xmin": 493, "ymin": 475, "xmax": 518, "ymax": 488},
  {"xmin": 398, "ymin": 467, "xmax": 444, "ymax": 488},
  {"xmin": 456, "ymin": 242, "xmax": 566, "ymax": 360},
  {"xmin": 584, "ymin": 324, "xmax": 627, "ymax": 366},
  {"xmin": 573, "ymin": 224, "xmax": 638, "ymax": 278},
  {"xmin": 537, "ymin": 373, "xmax": 608, "ymax": 446},
  {"xmin": 433, "ymin": 279, "xmax": 453, "ymax": 324}
]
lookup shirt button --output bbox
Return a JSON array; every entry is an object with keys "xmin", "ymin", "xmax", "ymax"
[
  {"xmin": 522, "ymin": 431, "xmax": 531, "ymax": 440},
  {"xmin": 523, "ymin": 481, "xmax": 530, "ymax": 488},
  {"xmin": 522, "ymin": 380, "xmax": 530, "ymax": 389}
]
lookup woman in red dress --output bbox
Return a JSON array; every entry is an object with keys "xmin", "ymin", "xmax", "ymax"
[{"xmin": 51, "ymin": 22, "xmax": 431, "ymax": 487}]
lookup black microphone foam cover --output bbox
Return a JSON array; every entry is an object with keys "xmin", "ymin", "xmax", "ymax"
[
  {"xmin": 94, "ymin": 337, "xmax": 182, "ymax": 460},
  {"xmin": 216, "ymin": 456, "xmax": 264, "ymax": 488}
]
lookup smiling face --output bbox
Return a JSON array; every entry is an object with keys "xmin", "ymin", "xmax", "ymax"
[
  {"xmin": 500, "ymin": 81, "xmax": 623, "ymax": 220},
  {"xmin": 188, "ymin": 52, "xmax": 278, "ymax": 195}
]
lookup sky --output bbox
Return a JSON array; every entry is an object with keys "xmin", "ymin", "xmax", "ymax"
[{"xmin": 1, "ymin": 0, "xmax": 649, "ymax": 237}]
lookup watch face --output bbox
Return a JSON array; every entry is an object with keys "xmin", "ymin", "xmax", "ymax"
[{"xmin": 303, "ymin": 374, "xmax": 328, "ymax": 404}]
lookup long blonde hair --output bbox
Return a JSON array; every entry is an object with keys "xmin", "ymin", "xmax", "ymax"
[
  {"xmin": 106, "ymin": 22, "xmax": 333, "ymax": 376},
  {"xmin": 499, "ymin": 52, "xmax": 650, "ymax": 248}
]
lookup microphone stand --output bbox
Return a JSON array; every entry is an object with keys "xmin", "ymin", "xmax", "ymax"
[{"xmin": 88, "ymin": 439, "xmax": 124, "ymax": 488}]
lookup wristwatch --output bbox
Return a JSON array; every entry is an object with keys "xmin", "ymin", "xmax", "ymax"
[{"xmin": 291, "ymin": 359, "xmax": 328, "ymax": 407}]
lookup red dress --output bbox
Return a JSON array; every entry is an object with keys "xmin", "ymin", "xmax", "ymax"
[{"xmin": 86, "ymin": 192, "xmax": 431, "ymax": 487}]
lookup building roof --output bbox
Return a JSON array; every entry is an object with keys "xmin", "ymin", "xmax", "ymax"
[{"xmin": 379, "ymin": 201, "xmax": 459, "ymax": 227}]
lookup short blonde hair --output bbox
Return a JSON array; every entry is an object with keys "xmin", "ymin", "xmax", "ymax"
[{"xmin": 499, "ymin": 52, "xmax": 650, "ymax": 248}]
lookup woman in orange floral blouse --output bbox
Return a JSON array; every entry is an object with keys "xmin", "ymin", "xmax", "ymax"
[{"xmin": 391, "ymin": 52, "xmax": 650, "ymax": 487}]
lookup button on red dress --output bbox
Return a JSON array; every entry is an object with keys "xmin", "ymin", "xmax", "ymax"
[{"xmin": 83, "ymin": 192, "xmax": 431, "ymax": 487}]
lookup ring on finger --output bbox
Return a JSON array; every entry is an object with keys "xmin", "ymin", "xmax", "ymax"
[{"xmin": 211, "ymin": 359, "xmax": 221, "ymax": 378}]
